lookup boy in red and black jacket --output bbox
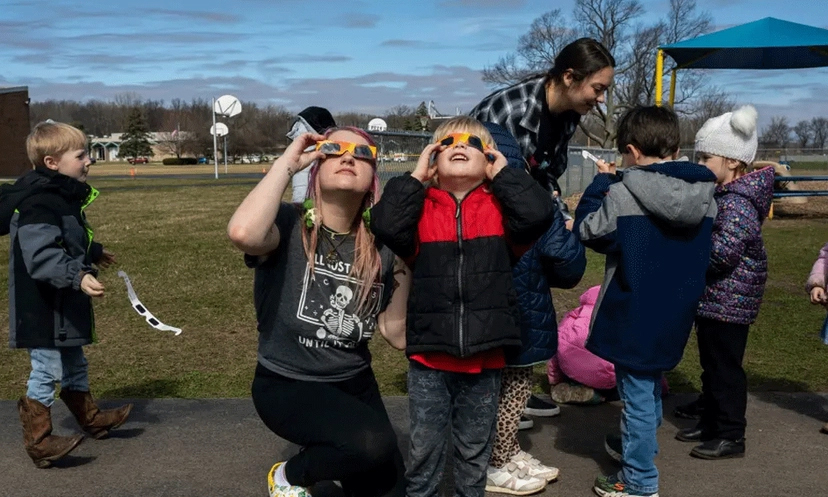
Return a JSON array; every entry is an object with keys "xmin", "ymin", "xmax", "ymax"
[{"xmin": 370, "ymin": 116, "xmax": 554, "ymax": 497}]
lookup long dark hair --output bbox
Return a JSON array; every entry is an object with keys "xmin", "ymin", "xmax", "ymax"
[{"xmin": 545, "ymin": 37, "xmax": 615, "ymax": 86}]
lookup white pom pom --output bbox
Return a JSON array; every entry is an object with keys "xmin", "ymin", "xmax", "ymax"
[{"xmin": 730, "ymin": 105, "xmax": 758, "ymax": 136}]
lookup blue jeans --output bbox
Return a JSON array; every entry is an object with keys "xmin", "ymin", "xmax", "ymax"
[
  {"xmin": 27, "ymin": 347, "xmax": 89, "ymax": 406},
  {"xmin": 406, "ymin": 361, "xmax": 501, "ymax": 497},
  {"xmin": 616, "ymin": 366, "xmax": 662, "ymax": 495}
]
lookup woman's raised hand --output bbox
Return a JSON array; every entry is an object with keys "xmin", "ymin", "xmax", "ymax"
[{"xmin": 280, "ymin": 132, "xmax": 327, "ymax": 175}]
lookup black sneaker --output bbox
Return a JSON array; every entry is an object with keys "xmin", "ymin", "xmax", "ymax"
[
  {"xmin": 604, "ymin": 433, "xmax": 622, "ymax": 463},
  {"xmin": 518, "ymin": 415, "xmax": 534, "ymax": 431},
  {"xmin": 524, "ymin": 395, "xmax": 561, "ymax": 417},
  {"xmin": 673, "ymin": 396, "xmax": 704, "ymax": 420}
]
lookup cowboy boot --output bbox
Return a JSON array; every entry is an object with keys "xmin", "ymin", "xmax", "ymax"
[
  {"xmin": 18, "ymin": 397, "xmax": 84, "ymax": 468},
  {"xmin": 59, "ymin": 389, "xmax": 132, "ymax": 439}
]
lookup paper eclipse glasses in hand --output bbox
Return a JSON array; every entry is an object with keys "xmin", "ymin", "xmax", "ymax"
[{"xmin": 118, "ymin": 270, "xmax": 182, "ymax": 336}]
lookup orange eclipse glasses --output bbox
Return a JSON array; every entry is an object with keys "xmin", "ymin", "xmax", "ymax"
[
  {"xmin": 315, "ymin": 140, "xmax": 377, "ymax": 160},
  {"xmin": 437, "ymin": 133, "xmax": 488, "ymax": 153}
]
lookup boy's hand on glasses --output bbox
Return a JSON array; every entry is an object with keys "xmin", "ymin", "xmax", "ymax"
[
  {"xmin": 810, "ymin": 287, "xmax": 827, "ymax": 305},
  {"xmin": 412, "ymin": 143, "xmax": 442, "ymax": 184},
  {"xmin": 98, "ymin": 249, "xmax": 116, "ymax": 269},
  {"xmin": 81, "ymin": 273, "xmax": 105, "ymax": 297},
  {"xmin": 280, "ymin": 132, "xmax": 326, "ymax": 175},
  {"xmin": 484, "ymin": 148, "xmax": 507, "ymax": 181},
  {"xmin": 596, "ymin": 159, "xmax": 616, "ymax": 175}
]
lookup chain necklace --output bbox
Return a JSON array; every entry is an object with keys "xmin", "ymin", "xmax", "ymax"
[{"xmin": 320, "ymin": 225, "xmax": 351, "ymax": 264}]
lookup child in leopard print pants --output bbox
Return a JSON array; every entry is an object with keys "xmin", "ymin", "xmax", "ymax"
[{"xmin": 482, "ymin": 122, "xmax": 587, "ymax": 495}]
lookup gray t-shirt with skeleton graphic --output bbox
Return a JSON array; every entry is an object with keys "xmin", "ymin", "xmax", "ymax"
[{"xmin": 246, "ymin": 203, "xmax": 396, "ymax": 382}]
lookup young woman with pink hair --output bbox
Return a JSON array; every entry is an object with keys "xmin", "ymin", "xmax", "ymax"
[{"xmin": 228, "ymin": 127, "xmax": 410, "ymax": 497}]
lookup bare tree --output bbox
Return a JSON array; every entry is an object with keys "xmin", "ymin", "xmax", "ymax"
[
  {"xmin": 678, "ymin": 86, "xmax": 734, "ymax": 145},
  {"xmin": 384, "ymin": 105, "xmax": 415, "ymax": 131},
  {"xmin": 811, "ymin": 117, "xmax": 828, "ymax": 150},
  {"xmin": 793, "ymin": 120, "xmax": 813, "ymax": 149},
  {"xmin": 481, "ymin": 0, "xmax": 713, "ymax": 147},
  {"xmin": 760, "ymin": 116, "xmax": 791, "ymax": 147},
  {"xmin": 619, "ymin": 0, "xmax": 711, "ymax": 113},
  {"xmin": 482, "ymin": 10, "xmax": 577, "ymax": 87}
]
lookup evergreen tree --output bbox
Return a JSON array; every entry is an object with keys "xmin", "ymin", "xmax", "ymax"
[{"xmin": 120, "ymin": 107, "xmax": 153, "ymax": 159}]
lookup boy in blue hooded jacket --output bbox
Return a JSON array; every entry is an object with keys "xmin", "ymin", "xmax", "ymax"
[{"xmin": 575, "ymin": 106, "xmax": 717, "ymax": 497}]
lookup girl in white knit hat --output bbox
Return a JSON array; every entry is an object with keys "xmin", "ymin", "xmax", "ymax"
[{"xmin": 673, "ymin": 105, "xmax": 775, "ymax": 460}]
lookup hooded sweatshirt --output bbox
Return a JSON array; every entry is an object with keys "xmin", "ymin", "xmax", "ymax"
[
  {"xmin": 697, "ymin": 166, "xmax": 774, "ymax": 324},
  {"xmin": 575, "ymin": 161, "xmax": 717, "ymax": 373}
]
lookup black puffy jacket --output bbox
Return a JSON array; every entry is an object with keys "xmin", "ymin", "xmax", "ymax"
[{"xmin": 370, "ymin": 169, "xmax": 554, "ymax": 358}]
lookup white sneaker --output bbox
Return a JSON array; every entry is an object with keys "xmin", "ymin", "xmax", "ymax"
[
  {"xmin": 510, "ymin": 450, "xmax": 560, "ymax": 482},
  {"xmin": 485, "ymin": 462, "xmax": 547, "ymax": 495},
  {"xmin": 267, "ymin": 462, "xmax": 312, "ymax": 497}
]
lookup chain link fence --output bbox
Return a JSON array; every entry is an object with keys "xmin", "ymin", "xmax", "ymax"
[
  {"xmin": 367, "ymin": 129, "xmax": 828, "ymax": 201},
  {"xmin": 368, "ymin": 130, "xmax": 432, "ymax": 183}
]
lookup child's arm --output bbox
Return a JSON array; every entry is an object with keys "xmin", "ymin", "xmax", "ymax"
[
  {"xmin": 228, "ymin": 133, "xmax": 325, "ymax": 256},
  {"xmin": 806, "ymin": 242, "xmax": 828, "ymax": 293},
  {"xmin": 488, "ymin": 160, "xmax": 555, "ymax": 245},
  {"xmin": 377, "ymin": 257, "xmax": 411, "ymax": 350},
  {"xmin": 534, "ymin": 210, "xmax": 587, "ymax": 289},
  {"xmin": 574, "ymin": 172, "xmax": 623, "ymax": 254},
  {"xmin": 708, "ymin": 195, "xmax": 757, "ymax": 276},
  {"xmin": 89, "ymin": 242, "xmax": 116, "ymax": 268},
  {"xmin": 17, "ymin": 199, "xmax": 96, "ymax": 291},
  {"xmin": 370, "ymin": 144, "xmax": 440, "ymax": 259}
]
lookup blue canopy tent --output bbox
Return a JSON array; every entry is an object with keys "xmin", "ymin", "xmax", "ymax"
[{"xmin": 656, "ymin": 17, "xmax": 828, "ymax": 106}]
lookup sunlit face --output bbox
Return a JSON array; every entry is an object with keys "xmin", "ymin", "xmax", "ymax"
[
  {"xmin": 48, "ymin": 148, "xmax": 93, "ymax": 182},
  {"xmin": 316, "ymin": 130, "xmax": 376, "ymax": 194},
  {"xmin": 697, "ymin": 152, "xmax": 740, "ymax": 184},
  {"xmin": 434, "ymin": 130, "xmax": 489, "ymax": 183},
  {"xmin": 565, "ymin": 66, "xmax": 614, "ymax": 115}
]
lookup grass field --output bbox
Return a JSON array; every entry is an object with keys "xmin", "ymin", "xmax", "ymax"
[{"xmin": 0, "ymin": 170, "xmax": 826, "ymax": 399}]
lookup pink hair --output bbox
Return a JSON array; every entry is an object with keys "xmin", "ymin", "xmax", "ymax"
[{"xmin": 301, "ymin": 127, "xmax": 383, "ymax": 317}]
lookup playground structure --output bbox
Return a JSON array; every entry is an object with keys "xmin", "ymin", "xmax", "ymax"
[
  {"xmin": 655, "ymin": 17, "xmax": 828, "ymax": 107},
  {"xmin": 654, "ymin": 18, "xmax": 828, "ymax": 209}
]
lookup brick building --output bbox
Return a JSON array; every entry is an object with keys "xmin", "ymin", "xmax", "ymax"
[{"xmin": 0, "ymin": 87, "xmax": 31, "ymax": 178}]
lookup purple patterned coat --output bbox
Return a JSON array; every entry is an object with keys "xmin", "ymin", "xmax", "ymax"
[{"xmin": 697, "ymin": 166, "xmax": 774, "ymax": 324}]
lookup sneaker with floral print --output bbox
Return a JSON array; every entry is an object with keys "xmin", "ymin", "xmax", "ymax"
[
  {"xmin": 268, "ymin": 462, "xmax": 312, "ymax": 497},
  {"xmin": 593, "ymin": 473, "xmax": 658, "ymax": 497}
]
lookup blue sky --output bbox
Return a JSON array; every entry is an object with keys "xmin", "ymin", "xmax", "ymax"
[{"xmin": 1, "ymin": 0, "xmax": 827, "ymax": 128}]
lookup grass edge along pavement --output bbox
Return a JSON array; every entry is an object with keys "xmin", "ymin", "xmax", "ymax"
[{"xmin": 0, "ymin": 175, "xmax": 826, "ymax": 399}]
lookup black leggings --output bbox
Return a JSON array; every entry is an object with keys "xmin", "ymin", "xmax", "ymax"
[
  {"xmin": 696, "ymin": 317, "xmax": 750, "ymax": 440},
  {"xmin": 251, "ymin": 363, "xmax": 405, "ymax": 497}
]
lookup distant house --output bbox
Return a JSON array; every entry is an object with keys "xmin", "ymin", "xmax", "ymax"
[{"xmin": 90, "ymin": 132, "xmax": 192, "ymax": 162}]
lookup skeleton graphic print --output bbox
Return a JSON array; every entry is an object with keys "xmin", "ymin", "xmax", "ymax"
[{"xmin": 296, "ymin": 255, "xmax": 383, "ymax": 349}]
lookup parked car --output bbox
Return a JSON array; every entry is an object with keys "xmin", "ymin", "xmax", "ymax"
[
  {"xmin": 197, "ymin": 157, "xmax": 208, "ymax": 164},
  {"xmin": 128, "ymin": 157, "xmax": 149, "ymax": 164}
]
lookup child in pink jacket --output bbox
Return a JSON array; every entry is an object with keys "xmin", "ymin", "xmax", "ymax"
[
  {"xmin": 548, "ymin": 286, "xmax": 669, "ymax": 404},
  {"xmin": 547, "ymin": 286, "xmax": 614, "ymax": 403},
  {"xmin": 806, "ymin": 242, "xmax": 828, "ymax": 434}
]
